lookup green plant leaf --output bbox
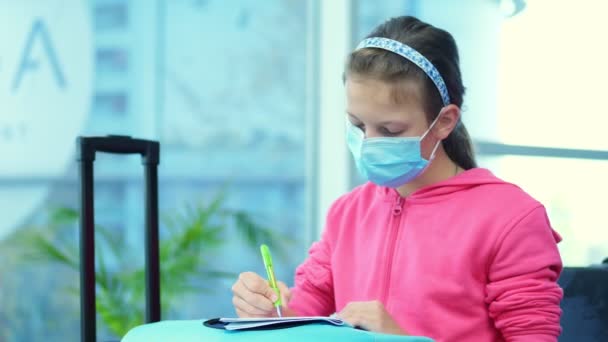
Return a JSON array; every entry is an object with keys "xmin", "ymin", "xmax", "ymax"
[
  {"xmin": 96, "ymin": 225, "xmax": 126, "ymax": 263},
  {"xmin": 97, "ymin": 285, "xmax": 144, "ymax": 337},
  {"xmin": 96, "ymin": 245, "xmax": 110, "ymax": 291},
  {"xmin": 203, "ymin": 192, "xmax": 226, "ymax": 219},
  {"xmin": 49, "ymin": 206, "xmax": 79, "ymax": 226},
  {"xmin": 231, "ymin": 210, "xmax": 293, "ymax": 260},
  {"xmin": 9, "ymin": 198, "xmax": 285, "ymax": 339},
  {"xmin": 24, "ymin": 235, "xmax": 79, "ymax": 270}
]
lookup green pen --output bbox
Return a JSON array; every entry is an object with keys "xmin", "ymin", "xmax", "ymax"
[{"xmin": 260, "ymin": 244, "xmax": 283, "ymax": 317}]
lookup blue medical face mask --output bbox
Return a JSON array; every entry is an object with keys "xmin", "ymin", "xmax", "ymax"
[{"xmin": 346, "ymin": 113, "xmax": 443, "ymax": 188}]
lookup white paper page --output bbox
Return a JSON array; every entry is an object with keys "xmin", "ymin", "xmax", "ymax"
[
  {"xmin": 220, "ymin": 316, "xmax": 342, "ymax": 324},
  {"xmin": 218, "ymin": 316, "xmax": 345, "ymax": 330}
]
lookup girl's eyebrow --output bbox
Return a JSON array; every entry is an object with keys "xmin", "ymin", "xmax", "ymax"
[
  {"xmin": 347, "ymin": 112, "xmax": 409, "ymax": 126},
  {"xmin": 377, "ymin": 119, "xmax": 408, "ymax": 126},
  {"xmin": 347, "ymin": 112, "xmax": 360, "ymax": 121}
]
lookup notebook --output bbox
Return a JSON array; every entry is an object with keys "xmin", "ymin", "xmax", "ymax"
[{"xmin": 203, "ymin": 316, "xmax": 347, "ymax": 331}]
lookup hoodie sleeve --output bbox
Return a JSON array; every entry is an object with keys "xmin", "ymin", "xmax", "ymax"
[
  {"xmin": 287, "ymin": 200, "xmax": 342, "ymax": 317},
  {"xmin": 486, "ymin": 205, "xmax": 563, "ymax": 342},
  {"xmin": 287, "ymin": 235, "xmax": 335, "ymax": 316}
]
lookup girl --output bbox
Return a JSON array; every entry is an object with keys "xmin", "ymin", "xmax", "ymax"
[{"xmin": 231, "ymin": 16, "xmax": 562, "ymax": 342}]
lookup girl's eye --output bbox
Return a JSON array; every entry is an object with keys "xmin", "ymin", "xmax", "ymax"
[
  {"xmin": 380, "ymin": 127, "xmax": 402, "ymax": 136},
  {"xmin": 355, "ymin": 123, "xmax": 365, "ymax": 132}
]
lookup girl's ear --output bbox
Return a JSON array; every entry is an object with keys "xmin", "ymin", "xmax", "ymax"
[{"xmin": 432, "ymin": 104, "xmax": 460, "ymax": 140}]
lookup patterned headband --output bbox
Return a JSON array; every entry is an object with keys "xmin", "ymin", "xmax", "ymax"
[{"xmin": 356, "ymin": 37, "xmax": 451, "ymax": 106}]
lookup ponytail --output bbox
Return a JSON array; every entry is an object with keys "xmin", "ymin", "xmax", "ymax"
[{"xmin": 443, "ymin": 122, "xmax": 476, "ymax": 170}]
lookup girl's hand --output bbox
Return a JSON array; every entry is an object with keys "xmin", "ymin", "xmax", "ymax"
[
  {"xmin": 231, "ymin": 271, "xmax": 292, "ymax": 318},
  {"xmin": 338, "ymin": 300, "xmax": 407, "ymax": 335}
]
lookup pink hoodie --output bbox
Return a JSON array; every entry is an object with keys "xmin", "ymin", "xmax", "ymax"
[{"xmin": 288, "ymin": 168, "xmax": 563, "ymax": 342}]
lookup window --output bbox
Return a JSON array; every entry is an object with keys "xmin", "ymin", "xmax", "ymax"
[
  {"xmin": 0, "ymin": 1, "xmax": 319, "ymax": 340},
  {"xmin": 484, "ymin": 0, "xmax": 608, "ymax": 266}
]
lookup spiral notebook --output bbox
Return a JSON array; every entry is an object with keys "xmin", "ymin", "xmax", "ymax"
[{"xmin": 203, "ymin": 316, "xmax": 346, "ymax": 331}]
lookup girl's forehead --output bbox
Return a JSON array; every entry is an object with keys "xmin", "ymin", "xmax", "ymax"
[{"xmin": 345, "ymin": 77, "xmax": 426, "ymax": 121}]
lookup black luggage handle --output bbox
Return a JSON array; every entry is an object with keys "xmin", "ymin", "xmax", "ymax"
[{"xmin": 77, "ymin": 135, "xmax": 161, "ymax": 342}]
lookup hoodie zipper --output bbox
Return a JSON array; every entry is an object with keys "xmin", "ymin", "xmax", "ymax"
[{"xmin": 381, "ymin": 195, "xmax": 404, "ymax": 304}]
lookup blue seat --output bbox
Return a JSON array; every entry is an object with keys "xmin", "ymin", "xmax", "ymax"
[{"xmin": 558, "ymin": 262, "xmax": 608, "ymax": 341}]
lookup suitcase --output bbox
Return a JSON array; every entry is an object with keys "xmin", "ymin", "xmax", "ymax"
[{"xmin": 77, "ymin": 135, "xmax": 161, "ymax": 342}]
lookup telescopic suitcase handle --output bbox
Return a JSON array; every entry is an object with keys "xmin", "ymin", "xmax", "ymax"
[{"xmin": 76, "ymin": 135, "xmax": 160, "ymax": 342}]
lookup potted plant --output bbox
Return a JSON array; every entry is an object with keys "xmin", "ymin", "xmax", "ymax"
[{"xmin": 7, "ymin": 192, "xmax": 290, "ymax": 338}]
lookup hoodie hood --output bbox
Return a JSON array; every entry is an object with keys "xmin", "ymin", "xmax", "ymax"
[{"xmin": 376, "ymin": 168, "xmax": 514, "ymax": 203}]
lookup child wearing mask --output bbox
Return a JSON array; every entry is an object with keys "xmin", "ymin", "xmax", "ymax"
[{"xmin": 231, "ymin": 16, "xmax": 562, "ymax": 342}]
